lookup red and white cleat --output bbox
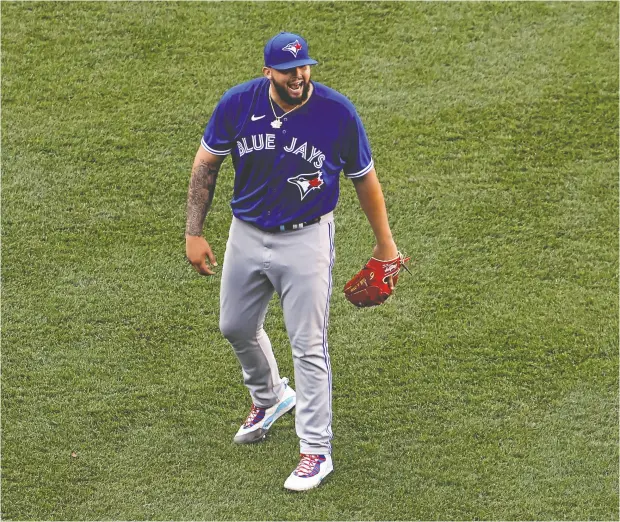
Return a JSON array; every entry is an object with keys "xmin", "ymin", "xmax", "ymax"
[
  {"xmin": 284, "ymin": 453, "xmax": 333, "ymax": 491},
  {"xmin": 233, "ymin": 379, "xmax": 296, "ymax": 444}
]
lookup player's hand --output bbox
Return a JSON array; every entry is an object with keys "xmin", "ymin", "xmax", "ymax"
[
  {"xmin": 372, "ymin": 240, "xmax": 399, "ymax": 289},
  {"xmin": 185, "ymin": 235, "xmax": 217, "ymax": 276}
]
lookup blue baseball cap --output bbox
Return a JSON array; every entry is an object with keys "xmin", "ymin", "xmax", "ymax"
[{"xmin": 264, "ymin": 32, "xmax": 318, "ymax": 70}]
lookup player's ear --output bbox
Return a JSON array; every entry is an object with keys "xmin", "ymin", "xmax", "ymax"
[{"xmin": 263, "ymin": 67, "xmax": 272, "ymax": 79}]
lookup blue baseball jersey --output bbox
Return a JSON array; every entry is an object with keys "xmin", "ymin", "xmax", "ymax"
[{"xmin": 201, "ymin": 77, "xmax": 373, "ymax": 228}]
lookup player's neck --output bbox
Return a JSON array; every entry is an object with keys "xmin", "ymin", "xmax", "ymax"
[{"xmin": 270, "ymin": 82, "xmax": 314, "ymax": 113}]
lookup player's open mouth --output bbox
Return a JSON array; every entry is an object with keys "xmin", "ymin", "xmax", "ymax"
[{"xmin": 288, "ymin": 80, "xmax": 304, "ymax": 97}]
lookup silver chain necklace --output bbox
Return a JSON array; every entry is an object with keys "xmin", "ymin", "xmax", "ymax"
[{"xmin": 268, "ymin": 94, "xmax": 300, "ymax": 129}]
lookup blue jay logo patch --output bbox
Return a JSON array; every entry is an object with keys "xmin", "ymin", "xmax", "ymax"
[
  {"xmin": 287, "ymin": 171, "xmax": 324, "ymax": 200},
  {"xmin": 282, "ymin": 40, "xmax": 303, "ymax": 58}
]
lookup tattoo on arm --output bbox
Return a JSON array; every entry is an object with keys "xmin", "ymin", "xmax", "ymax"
[{"xmin": 185, "ymin": 160, "xmax": 221, "ymax": 236}]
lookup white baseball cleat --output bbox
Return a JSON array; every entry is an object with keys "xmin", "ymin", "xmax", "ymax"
[
  {"xmin": 284, "ymin": 453, "xmax": 333, "ymax": 491},
  {"xmin": 233, "ymin": 379, "xmax": 296, "ymax": 444}
]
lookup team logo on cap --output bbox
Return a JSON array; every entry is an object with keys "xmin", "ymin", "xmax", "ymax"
[
  {"xmin": 282, "ymin": 40, "xmax": 303, "ymax": 58},
  {"xmin": 287, "ymin": 171, "xmax": 324, "ymax": 200}
]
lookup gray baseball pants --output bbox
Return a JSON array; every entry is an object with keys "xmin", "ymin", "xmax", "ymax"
[{"xmin": 219, "ymin": 213, "xmax": 335, "ymax": 455}]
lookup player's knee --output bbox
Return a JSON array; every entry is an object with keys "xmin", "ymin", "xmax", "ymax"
[
  {"xmin": 219, "ymin": 316, "xmax": 252, "ymax": 342},
  {"xmin": 219, "ymin": 316, "xmax": 237, "ymax": 340}
]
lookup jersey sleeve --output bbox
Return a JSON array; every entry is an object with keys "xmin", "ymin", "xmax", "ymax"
[
  {"xmin": 342, "ymin": 108, "xmax": 374, "ymax": 179},
  {"xmin": 201, "ymin": 93, "xmax": 234, "ymax": 156}
]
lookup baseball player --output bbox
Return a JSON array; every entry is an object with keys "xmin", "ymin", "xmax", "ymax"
[{"xmin": 185, "ymin": 32, "xmax": 400, "ymax": 491}]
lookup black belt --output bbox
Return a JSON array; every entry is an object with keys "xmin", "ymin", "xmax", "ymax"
[{"xmin": 254, "ymin": 216, "xmax": 321, "ymax": 233}]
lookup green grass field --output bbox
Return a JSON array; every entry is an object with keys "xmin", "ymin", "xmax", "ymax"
[{"xmin": 2, "ymin": 2, "xmax": 618, "ymax": 520}]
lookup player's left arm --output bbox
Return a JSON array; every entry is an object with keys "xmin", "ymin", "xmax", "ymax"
[{"xmin": 352, "ymin": 168, "xmax": 399, "ymax": 284}]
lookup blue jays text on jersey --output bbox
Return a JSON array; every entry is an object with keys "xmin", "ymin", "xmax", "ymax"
[{"xmin": 201, "ymin": 77, "xmax": 373, "ymax": 229}]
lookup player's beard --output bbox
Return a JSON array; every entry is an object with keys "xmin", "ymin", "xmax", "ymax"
[{"xmin": 271, "ymin": 78, "xmax": 310, "ymax": 106}]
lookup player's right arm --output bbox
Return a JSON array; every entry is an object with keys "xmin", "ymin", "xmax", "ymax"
[{"xmin": 185, "ymin": 146, "xmax": 225, "ymax": 276}]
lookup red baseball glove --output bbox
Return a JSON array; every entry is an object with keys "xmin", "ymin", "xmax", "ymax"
[{"xmin": 343, "ymin": 252, "xmax": 411, "ymax": 308}]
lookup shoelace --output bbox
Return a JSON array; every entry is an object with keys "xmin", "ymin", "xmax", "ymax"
[
  {"xmin": 243, "ymin": 379, "xmax": 289, "ymax": 427},
  {"xmin": 294, "ymin": 454, "xmax": 321, "ymax": 477},
  {"xmin": 243, "ymin": 404, "xmax": 265, "ymax": 427}
]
